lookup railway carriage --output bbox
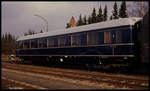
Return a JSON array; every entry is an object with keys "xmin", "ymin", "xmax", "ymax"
[{"xmin": 16, "ymin": 17, "xmax": 143, "ymax": 68}]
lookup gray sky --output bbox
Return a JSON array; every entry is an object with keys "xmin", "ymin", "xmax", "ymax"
[{"xmin": 1, "ymin": 1, "xmax": 148, "ymax": 38}]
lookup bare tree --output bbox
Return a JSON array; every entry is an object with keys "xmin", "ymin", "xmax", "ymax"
[
  {"xmin": 24, "ymin": 29, "xmax": 36, "ymax": 36},
  {"xmin": 127, "ymin": 1, "xmax": 149, "ymax": 17}
]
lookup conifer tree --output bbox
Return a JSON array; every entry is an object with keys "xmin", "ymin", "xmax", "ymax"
[
  {"xmin": 5, "ymin": 32, "xmax": 8, "ymax": 41},
  {"xmin": 91, "ymin": 8, "xmax": 97, "ymax": 23},
  {"xmin": 40, "ymin": 30, "xmax": 43, "ymax": 33},
  {"xmin": 2, "ymin": 34, "xmax": 4, "ymax": 41},
  {"xmin": 77, "ymin": 14, "xmax": 83, "ymax": 26},
  {"xmin": 8, "ymin": 32, "xmax": 12, "ymax": 41},
  {"xmin": 97, "ymin": 6, "xmax": 103, "ymax": 22},
  {"xmin": 83, "ymin": 15, "xmax": 87, "ymax": 25},
  {"xmin": 110, "ymin": 15, "xmax": 113, "ymax": 20},
  {"xmin": 2, "ymin": 32, "xmax": 16, "ymax": 54},
  {"xmin": 112, "ymin": 1, "xmax": 119, "ymax": 19},
  {"xmin": 66, "ymin": 23, "xmax": 70, "ymax": 28},
  {"xmin": 103, "ymin": 5, "xmax": 108, "ymax": 21},
  {"xmin": 88, "ymin": 16, "xmax": 92, "ymax": 24},
  {"xmin": 119, "ymin": 1, "xmax": 128, "ymax": 18}
]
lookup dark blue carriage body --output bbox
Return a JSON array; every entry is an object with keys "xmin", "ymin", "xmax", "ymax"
[
  {"xmin": 16, "ymin": 45, "xmax": 134, "ymax": 56},
  {"xmin": 16, "ymin": 25, "xmax": 135, "ymax": 57}
]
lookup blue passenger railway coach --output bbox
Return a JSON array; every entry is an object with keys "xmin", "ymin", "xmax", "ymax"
[{"xmin": 16, "ymin": 17, "xmax": 142, "ymax": 65}]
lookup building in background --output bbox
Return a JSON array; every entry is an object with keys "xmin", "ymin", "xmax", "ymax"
[{"xmin": 69, "ymin": 16, "xmax": 76, "ymax": 27}]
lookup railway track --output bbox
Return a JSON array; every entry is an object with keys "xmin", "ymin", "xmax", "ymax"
[{"xmin": 2, "ymin": 61, "xmax": 148, "ymax": 90}]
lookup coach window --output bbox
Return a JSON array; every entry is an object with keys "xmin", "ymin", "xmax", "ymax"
[
  {"xmin": 122, "ymin": 29, "xmax": 131, "ymax": 43},
  {"xmin": 104, "ymin": 31, "xmax": 112, "ymax": 44},
  {"xmin": 58, "ymin": 36, "xmax": 66, "ymax": 47},
  {"xmin": 24, "ymin": 40, "xmax": 28, "ymax": 48},
  {"xmin": 23, "ymin": 40, "xmax": 26, "ymax": 48},
  {"xmin": 19, "ymin": 41, "xmax": 23, "ymax": 49},
  {"xmin": 48, "ymin": 37, "xmax": 58, "ymax": 47},
  {"xmin": 30, "ymin": 39, "xmax": 35, "ymax": 48},
  {"xmin": 39, "ymin": 38, "xmax": 43, "ymax": 48},
  {"xmin": 24, "ymin": 40, "xmax": 30, "ymax": 48},
  {"xmin": 20, "ymin": 41, "xmax": 23, "ymax": 49},
  {"xmin": 81, "ymin": 32, "xmax": 87, "ymax": 46},
  {"xmin": 18, "ymin": 41, "xmax": 20, "ymax": 49},
  {"xmin": 87, "ymin": 31, "xmax": 100, "ymax": 45},
  {"xmin": 72, "ymin": 33, "xmax": 81, "ymax": 47},
  {"xmin": 65, "ymin": 35, "xmax": 71, "ymax": 47},
  {"xmin": 43, "ymin": 38, "xmax": 47, "ymax": 48},
  {"xmin": 27, "ymin": 40, "xmax": 30, "ymax": 48},
  {"xmin": 58, "ymin": 35, "xmax": 71, "ymax": 47},
  {"xmin": 18, "ymin": 41, "xmax": 19, "ymax": 49},
  {"xmin": 48, "ymin": 37, "xmax": 54, "ymax": 47},
  {"xmin": 16, "ymin": 41, "xmax": 18, "ymax": 49},
  {"xmin": 16, "ymin": 41, "xmax": 17, "ymax": 49},
  {"xmin": 22, "ymin": 40, "xmax": 24, "ymax": 48},
  {"xmin": 99, "ymin": 32, "xmax": 104, "ymax": 44},
  {"xmin": 115, "ymin": 30, "xmax": 122, "ymax": 43},
  {"xmin": 34, "ymin": 39, "xmax": 38, "ymax": 48},
  {"xmin": 47, "ymin": 38, "xmax": 49, "ymax": 48},
  {"xmin": 54, "ymin": 37, "xmax": 58, "ymax": 47},
  {"xmin": 18, "ymin": 41, "xmax": 21, "ymax": 49},
  {"xmin": 48, "ymin": 37, "xmax": 52, "ymax": 47}
]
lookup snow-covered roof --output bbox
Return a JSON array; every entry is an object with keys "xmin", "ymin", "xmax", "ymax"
[{"xmin": 17, "ymin": 17, "xmax": 142, "ymax": 41}]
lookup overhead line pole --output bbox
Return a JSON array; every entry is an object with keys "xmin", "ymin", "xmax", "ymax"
[{"xmin": 34, "ymin": 14, "xmax": 48, "ymax": 32}]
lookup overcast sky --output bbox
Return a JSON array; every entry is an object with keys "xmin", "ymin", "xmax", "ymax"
[{"xmin": 1, "ymin": 1, "xmax": 148, "ymax": 38}]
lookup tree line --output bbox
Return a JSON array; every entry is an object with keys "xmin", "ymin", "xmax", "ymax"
[
  {"xmin": 1, "ymin": 32, "xmax": 17, "ymax": 54},
  {"xmin": 24, "ymin": 29, "xmax": 43, "ymax": 36},
  {"xmin": 66, "ymin": 1, "xmax": 128, "ymax": 28},
  {"xmin": 2, "ymin": 29, "xmax": 44, "ymax": 54}
]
